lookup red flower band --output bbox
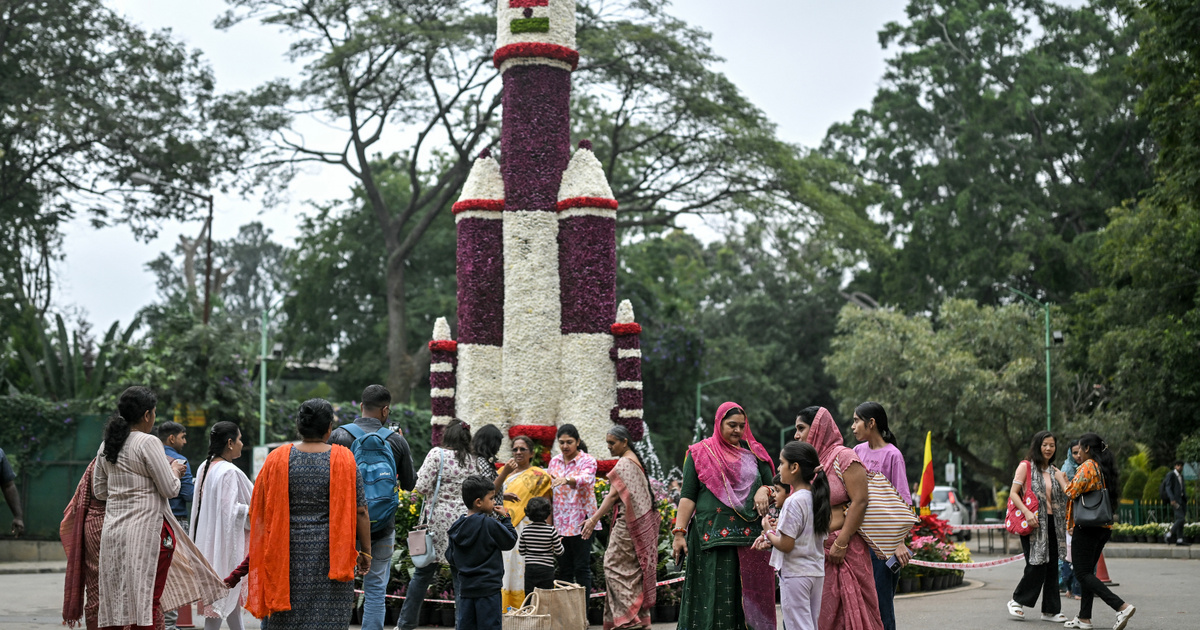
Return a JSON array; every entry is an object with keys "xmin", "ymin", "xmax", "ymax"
[
  {"xmin": 556, "ymin": 197, "xmax": 618, "ymax": 212},
  {"xmin": 494, "ymin": 43, "xmax": 580, "ymax": 71},
  {"xmin": 611, "ymin": 322, "xmax": 642, "ymax": 336},
  {"xmin": 509, "ymin": 424, "xmax": 557, "ymax": 447},
  {"xmin": 452, "ymin": 199, "xmax": 505, "ymax": 214},
  {"xmin": 429, "ymin": 340, "xmax": 459, "ymax": 353},
  {"xmin": 596, "ymin": 459, "xmax": 617, "ymax": 477}
]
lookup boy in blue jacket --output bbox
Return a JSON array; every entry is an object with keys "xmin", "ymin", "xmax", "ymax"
[{"xmin": 447, "ymin": 474, "xmax": 518, "ymax": 630}]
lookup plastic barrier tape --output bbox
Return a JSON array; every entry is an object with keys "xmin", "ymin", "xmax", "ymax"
[{"xmin": 909, "ymin": 554, "xmax": 1025, "ymax": 570}]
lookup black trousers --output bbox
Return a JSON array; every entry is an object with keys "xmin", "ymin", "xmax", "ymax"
[
  {"xmin": 1013, "ymin": 520, "xmax": 1060, "ymax": 614},
  {"xmin": 525, "ymin": 562, "xmax": 556, "ymax": 596},
  {"xmin": 556, "ymin": 535, "xmax": 592, "ymax": 594},
  {"xmin": 1072, "ymin": 527, "xmax": 1124, "ymax": 620},
  {"xmin": 1170, "ymin": 504, "xmax": 1186, "ymax": 543}
]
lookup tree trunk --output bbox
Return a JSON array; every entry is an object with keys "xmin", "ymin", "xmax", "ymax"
[{"xmin": 385, "ymin": 255, "xmax": 417, "ymax": 403}]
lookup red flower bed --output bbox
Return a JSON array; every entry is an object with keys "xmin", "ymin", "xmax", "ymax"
[
  {"xmin": 509, "ymin": 424, "xmax": 557, "ymax": 447},
  {"xmin": 911, "ymin": 514, "xmax": 954, "ymax": 544}
]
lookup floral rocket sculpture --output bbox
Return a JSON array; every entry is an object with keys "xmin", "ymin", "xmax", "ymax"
[{"xmin": 429, "ymin": 0, "xmax": 643, "ymax": 460}]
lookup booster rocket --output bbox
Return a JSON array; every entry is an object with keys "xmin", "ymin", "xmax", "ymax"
[{"xmin": 429, "ymin": 0, "xmax": 644, "ymax": 457}]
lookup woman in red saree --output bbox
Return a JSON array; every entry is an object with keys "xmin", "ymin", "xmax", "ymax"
[
  {"xmin": 61, "ymin": 458, "xmax": 106, "ymax": 629},
  {"xmin": 581, "ymin": 425, "xmax": 660, "ymax": 630},
  {"xmin": 801, "ymin": 406, "xmax": 883, "ymax": 630}
]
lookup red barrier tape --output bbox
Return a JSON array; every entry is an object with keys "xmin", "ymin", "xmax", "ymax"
[
  {"xmin": 909, "ymin": 554, "xmax": 1025, "ymax": 570},
  {"xmin": 948, "ymin": 523, "xmax": 1008, "ymax": 530},
  {"xmin": 362, "ymin": 576, "xmax": 690, "ymax": 604}
]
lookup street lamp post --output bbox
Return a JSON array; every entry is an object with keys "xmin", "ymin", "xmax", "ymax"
[
  {"xmin": 1006, "ymin": 286, "xmax": 1053, "ymax": 432},
  {"xmin": 130, "ymin": 173, "xmax": 215, "ymax": 325},
  {"xmin": 695, "ymin": 376, "xmax": 740, "ymax": 440},
  {"xmin": 259, "ymin": 296, "xmax": 289, "ymax": 446}
]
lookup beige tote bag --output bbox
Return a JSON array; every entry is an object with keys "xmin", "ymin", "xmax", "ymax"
[
  {"xmin": 533, "ymin": 580, "xmax": 588, "ymax": 630},
  {"xmin": 503, "ymin": 592, "xmax": 552, "ymax": 630}
]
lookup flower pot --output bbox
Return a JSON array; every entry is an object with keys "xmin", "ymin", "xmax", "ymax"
[
  {"xmin": 898, "ymin": 578, "xmax": 912, "ymax": 593},
  {"xmin": 921, "ymin": 576, "xmax": 934, "ymax": 591},
  {"xmin": 419, "ymin": 606, "xmax": 432, "ymax": 626},
  {"xmin": 383, "ymin": 605, "xmax": 398, "ymax": 626},
  {"xmin": 587, "ymin": 608, "xmax": 603, "ymax": 626},
  {"xmin": 956, "ymin": 573, "xmax": 965, "ymax": 586},
  {"xmin": 655, "ymin": 605, "xmax": 677, "ymax": 623},
  {"xmin": 440, "ymin": 608, "xmax": 456, "ymax": 627},
  {"xmin": 935, "ymin": 575, "xmax": 947, "ymax": 590},
  {"xmin": 350, "ymin": 604, "xmax": 362, "ymax": 625}
]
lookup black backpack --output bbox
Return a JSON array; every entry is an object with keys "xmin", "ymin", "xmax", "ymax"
[{"xmin": 1159, "ymin": 474, "xmax": 1172, "ymax": 503}]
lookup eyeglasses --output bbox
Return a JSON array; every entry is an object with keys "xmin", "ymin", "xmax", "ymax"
[{"xmin": 513, "ymin": 447, "xmax": 530, "ymax": 453}]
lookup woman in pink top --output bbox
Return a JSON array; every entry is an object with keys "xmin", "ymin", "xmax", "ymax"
[
  {"xmin": 850, "ymin": 402, "xmax": 911, "ymax": 630},
  {"xmin": 547, "ymin": 424, "xmax": 598, "ymax": 594}
]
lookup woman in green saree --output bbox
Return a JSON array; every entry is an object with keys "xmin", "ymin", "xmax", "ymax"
[
  {"xmin": 495, "ymin": 434, "xmax": 552, "ymax": 611},
  {"xmin": 672, "ymin": 402, "xmax": 777, "ymax": 630}
]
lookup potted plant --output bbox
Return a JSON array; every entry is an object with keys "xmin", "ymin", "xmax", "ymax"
[
  {"xmin": 655, "ymin": 584, "xmax": 680, "ymax": 622},
  {"xmin": 587, "ymin": 588, "xmax": 604, "ymax": 625}
]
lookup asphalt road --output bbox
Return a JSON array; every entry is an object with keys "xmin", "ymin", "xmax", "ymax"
[{"xmin": 1, "ymin": 556, "xmax": 1195, "ymax": 629}]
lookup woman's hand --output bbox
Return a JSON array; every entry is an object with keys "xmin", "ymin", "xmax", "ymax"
[
  {"xmin": 754, "ymin": 486, "xmax": 771, "ymax": 516},
  {"xmin": 672, "ymin": 533, "xmax": 688, "ymax": 565},
  {"xmin": 1023, "ymin": 509, "xmax": 1039, "ymax": 529},
  {"xmin": 760, "ymin": 514, "xmax": 776, "ymax": 533},
  {"xmin": 551, "ymin": 475, "xmax": 567, "ymax": 488},
  {"xmin": 893, "ymin": 544, "xmax": 912, "ymax": 568},
  {"xmin": 581, "ymin": 517, "xmax": 597, "ymax": 540},
  {"xmin": 503, "ymin": 492, "xmax": 520, "ymax": 502},
  {"xmin": 170, "ymin": 459, "xmax": 186, "ymax": 479},
  {"xmin": 753, "ymin": 535, "xmax": 772, "ymax": 551},
  {"xmin": 502, "ymin": 458, "xmax": 518, "ymax": 475},
  {"xmin": 828, "ymin": 538, "xmax": 848, "ymax": 565}
]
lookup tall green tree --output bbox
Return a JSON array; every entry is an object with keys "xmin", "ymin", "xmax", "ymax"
[
  {"xmin": 1065, "ymin": 0, "xmax": 1200, "ymax": 462},
  {"xmin": 222, "ymin": 0, "xmax": 844, "ymax": 400},
  {"xmin": 825, "ymin": 0, "xmax": 1152, "ymax": 310}
]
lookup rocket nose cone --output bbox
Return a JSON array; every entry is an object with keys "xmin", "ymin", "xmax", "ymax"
[{"xmin": 495, "ymin": 0, "xmax": 578, "ymax": 71}]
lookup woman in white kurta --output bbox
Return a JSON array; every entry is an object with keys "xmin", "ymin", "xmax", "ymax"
[
  {"xmin": 94, "ymin": 386, "xmax": 226, "ymax": 630},
  {"xmin": 190, "ymin": 422, "xmax": 253, "ymax": 630}
]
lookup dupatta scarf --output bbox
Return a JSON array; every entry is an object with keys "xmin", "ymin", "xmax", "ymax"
[
  {"xmin": 607, "ymin": 457, "xmax": 661, "ymax": 618},
  {"xmin": 807, "ymin": 407, "xmax": 858, "ymax": 505},
  {"xmin": 687, "ymin": 401, "xmax": 776, "ymax": 510},
  {"xmin": 61, "ymin": 459, "xmax": 104, "ymax": 628},
  {"xmin": 245, "ymin": 444, "xmax": 358, "ymax": 618}
]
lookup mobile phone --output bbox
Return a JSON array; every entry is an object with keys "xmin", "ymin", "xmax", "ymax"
[{"xmin": 885, "ymin": 554, "xmax": 901, "ymax": 574}]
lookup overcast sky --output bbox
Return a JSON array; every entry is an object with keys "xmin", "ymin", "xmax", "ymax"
[{"xmin": 57, "ymin": 0, "xmax": 908, "ymax": 329}]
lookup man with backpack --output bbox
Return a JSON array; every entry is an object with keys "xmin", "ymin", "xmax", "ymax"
[
  {"xmin": 329, "ymin": 384, "xmax": 416, "ymax": 630},
  {"xmin": 1163, "ymin": 460, "xmax": 1189, "ymax": 545}
]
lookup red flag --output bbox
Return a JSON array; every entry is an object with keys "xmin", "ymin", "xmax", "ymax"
[{"xmin": 918, "ymin": 431, "xmax": 934, "ymax": 515}]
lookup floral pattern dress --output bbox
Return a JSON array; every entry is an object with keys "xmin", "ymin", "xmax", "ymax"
[{"xmin": 413, "ymin": 447, "xmax": 477, "ymax": 564}]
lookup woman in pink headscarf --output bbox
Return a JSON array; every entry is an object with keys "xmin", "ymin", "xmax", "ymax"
[
  {"xmin": 672, "ymin": 402, "xmax": 777, "ymax": 630},
  {"xmin": 797, "ymin": 406, "xmax": 883, "ymax": 630}
]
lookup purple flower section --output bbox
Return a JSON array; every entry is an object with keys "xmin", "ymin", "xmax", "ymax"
[
  {"xmin": 431, "ymin": 397, "xmax": 455, "ymax": 418},
  {"xmin": 456, "ymin": 217, "xmax": 504, "ymax": 345},
  {"xmin": 617, "ymin": 359, "xmax": 642, "ymax": 382},
  {"xmin": 618, "ymin": 388, "xmax": 643, "ymax": 410},
  {"xmin": 431, "ymin": 424, "xmax": 445, "ymax": 447},
  {"xmin": 614, "ymin": 334, "xmax": 639, "ymax": 350},
  {"xmin": 621, "ymin": 417, "xmax": 645, "ymax": 441},
  {"xmin": 430, "ymin": 370, "xmax": 456, "ymax": 390},
  {"xmin": 558, "ymin": 215, "xmax": 616, "ymax": 333},
  {"xmin": 501, "ymin": 65, "xmax": 571, "ymax": 211}
]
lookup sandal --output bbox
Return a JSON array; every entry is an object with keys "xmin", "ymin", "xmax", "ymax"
[
  {"xmin": 1041, "ymin": 613, "xmax": 1068, "ymax": 622},
  {"xmin": 1113, "ymin": 604, "xmax": 1136, "ymax": 630},
  {"xmin": 1063, "ymin": 619, "xmax": 1092, "ymax": 629},
  {"xmin": 1008, "ymin": 600, "xmax": 1025, "ymax": 619}
]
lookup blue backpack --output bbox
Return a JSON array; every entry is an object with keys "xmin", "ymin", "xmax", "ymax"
[{"xmin": 343, "ymin": 424, "xmax": 399, "ymax": 533}]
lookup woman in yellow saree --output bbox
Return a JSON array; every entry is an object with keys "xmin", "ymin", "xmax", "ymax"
[{"xmin": 495, "ymin": 435, "xmax": 553, "ymax": 610}]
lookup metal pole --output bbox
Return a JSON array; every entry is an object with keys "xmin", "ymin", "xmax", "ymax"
[
  {"xmin": 1006, "ymin": 287, "xmax": 1052, "ymax": 432},
  {"xmin": 202, "ymin": 196, "xmax": 214, "ymax": 325},
  {"xmin": 695, "ymin": 376, "xmax": 738, "ymax": 435},
  {"xmin": 260, "ymin": 308, "xmax": 268, "ymax": 446}
]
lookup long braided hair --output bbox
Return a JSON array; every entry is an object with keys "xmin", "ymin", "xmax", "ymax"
[
  {"xmin": 102, "ymin": 387, "xmax": 157, "ymax": 463},
  {"xmin": 193, "ymin": 421, "xmax": 240, "ymax": 536},
  {"xmin": 607, "ymin": 424, "xmax": 651, "ymax": 490}
]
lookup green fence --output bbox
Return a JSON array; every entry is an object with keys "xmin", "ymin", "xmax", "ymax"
[
  {"xmin": 1, "ymin": 415, "xmax": 105, "ymax": 540},
  {"xmin": 1117, "ymin": 498, "xmax": 1200, "ymax": 526}
]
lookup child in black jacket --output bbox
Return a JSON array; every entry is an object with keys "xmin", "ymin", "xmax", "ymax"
[{"xmin": 447, "ymin": 475, "xmax": 518, "ymax": 630}]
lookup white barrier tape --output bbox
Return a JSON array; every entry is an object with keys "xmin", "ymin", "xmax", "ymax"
[
  {"xmin": 363, "ymin": 576, "xmax": 689, "ymax": 604},
  {"xmin": 948, "ymin": 523, "xmax": 1009, "ymax": 530},
  {"xmin": 909, "ymin": 554, "xmax": 1025, "ymax": 570},
  {"xmin": 589, "ymin": 575, "xmax": 686, "ymax": 599}
]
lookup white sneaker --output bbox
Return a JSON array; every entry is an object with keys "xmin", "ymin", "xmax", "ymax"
[
  {"xmin": 1041, "ymin": 613, "xmax": 1068, "ymax": 622},
  {"xmin": 1113, "ymin": 604, "xmax": 1136, "ymax": 630}
]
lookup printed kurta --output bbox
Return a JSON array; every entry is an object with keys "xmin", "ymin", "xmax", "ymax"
[
  {"xmin": 548, "ymin": 452, "xmax": 599, "ymax": 537},
  {"xmin": 93, "ymin": 433, "xmax": 226, "ymax": 627},
  {"xmin": 500, "ymin": 467, "xmax": 553, "ymax": 611},
  {"xmin": 190, "ymin": 460, "xmax": 253, "ymax": 618},
  {"xmin": 413, "ymin": 448, "xmax": 478, "ymax": 564}
]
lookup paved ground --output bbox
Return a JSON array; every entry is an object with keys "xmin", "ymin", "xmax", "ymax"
[{"xmin": 1, "ymin": 555, "xmax": 1195, "ymax": 629}]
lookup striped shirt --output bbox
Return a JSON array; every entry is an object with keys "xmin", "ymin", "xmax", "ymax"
[{"xmin": 518, "ymin": 522, "xmax": 563, "ymax": 568}]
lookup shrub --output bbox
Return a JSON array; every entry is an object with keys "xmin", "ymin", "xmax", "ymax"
[
  {"xmin": 1123, "ymin": 468, "xmax": 1148, "ymax": 501},
  {"xmin": 1143, "ymin": 466, "xmax": 1170, "ymax": 503}
]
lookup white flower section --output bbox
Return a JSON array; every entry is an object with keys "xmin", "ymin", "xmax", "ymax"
[
  {"xmin": 502, "ymin": 210, "xmax": 561, "ymax": 427},
  {"xmin": 458, "ymin": 153, "xmax": 504, "ymax": 202},
  {"xmin": 616, "ymin": 299, "xmax": 635, "ymax": 324},
  {"xmin": 432, "ymin": 317, "xmax": 452, "ymax": 341},
  {"xmin": 558, "ymin": 333, "xmax": 617, "ymax": 457},
  {"xmin": 617, "ymin": 348, "xmax": 641, "ymax": 359},
  {"xmin": 557, "ymin": 207, "xmax": 616, "ymax": 220},
  {"xmin": 618, "ymin": 408, "xmax": 644, "ymax": 419},
  {"xmin": 557, "ymin": 146, "xmax": 614, "ymax": 201},
  {"xmin": 431, "ymin": 388, "xmax": 456, "ymax": 398},
  {"xmin": 456, "ymin": 343, "xmax": 509, "ymax": 436},
  {"xmin": 499, "ymin": 57, "xmax": 574, "ymax": 74},
  {"xmin": 455, "ymin": 210, "xmax": 503, "ymax": 223},
  {"xmin": 616, "ymin": 381, "xmax": 642, "ymax": 390},
  {"xmin": 430, "ymin": 363, "xmax": 454, "ymax": 373},
  {"xmin": 431, "ymin": 415, "xmax": 456, "ymax": 426},
  {"xmin": 496, "ymin": 0, "xmax": 575, "ymax": 52}
]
